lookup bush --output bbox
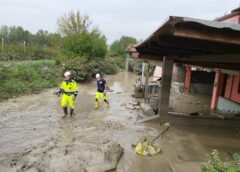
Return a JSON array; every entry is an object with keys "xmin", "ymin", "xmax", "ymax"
[
  {"xmin": 62, "ymin": 58, "xmax": 117, "ymax": 81},
  {"xmin": 62, "ymin": 32, "xmax": 108, "ymax": 61},
  {"xmin": 203, "ymin": 150, "xmax": 239, "ymax": 172},
  {"xmin": 110, "ymin": 56, "xmax": 126, "ymax": 69},
  {"xmin": 0, "ymin": 60, "xmax": 61, "ymax": 100}
]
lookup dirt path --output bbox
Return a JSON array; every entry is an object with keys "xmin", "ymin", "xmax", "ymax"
[{"xmin": 0, "ymin": 71, "xmax": 239, "ymax": 172}]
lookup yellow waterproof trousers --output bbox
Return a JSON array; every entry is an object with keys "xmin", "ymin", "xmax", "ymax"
[
  {"xmin": 95, "ymin": 91, "xmax": 106, "ymax": 100},
  {"xmin": 61, "ymin": 94, "xmax": 75, "ymax": 109}
]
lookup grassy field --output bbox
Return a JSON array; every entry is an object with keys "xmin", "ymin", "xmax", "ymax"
[{"xmin": 0, "ymin": 60, "xmax": 61, "ymax": 100}]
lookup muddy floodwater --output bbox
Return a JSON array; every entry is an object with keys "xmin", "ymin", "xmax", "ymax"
[{"xmin": 0, "ymin": 71, "xmax": 240, "ymax": 172}]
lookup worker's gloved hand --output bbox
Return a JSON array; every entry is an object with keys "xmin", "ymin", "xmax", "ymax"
[
  {"xmin": 104, "ymin": 90, "xmax": 107, "ymax": 96},
  {"xmin": 73, "ymin": 96, "xmax": 76, "ymax": 101}
]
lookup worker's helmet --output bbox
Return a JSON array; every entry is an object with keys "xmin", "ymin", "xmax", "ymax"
[
  {"xmin": 96, "ymin": 73, "xmax": 100, "ymax": 78},
  {"xmin": 64, "ymin": 71, "xmax": 71, "ymax": 77}
]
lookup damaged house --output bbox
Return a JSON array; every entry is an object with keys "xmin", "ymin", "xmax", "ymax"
[{"xmin": 133, "ymin": 7, "xmax": 240, "ymax": 126}]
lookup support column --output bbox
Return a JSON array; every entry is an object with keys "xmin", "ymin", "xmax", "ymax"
[
  {"xmin": 224, "ymin": 75, "xmax": 233, "ymax": 99},
  {"xmin": 211, "ymin": 70, "xmax": 224, "ymax": 109},
  {"xmin": 144, "ymin": 62, "xmax": 150, "ymax": 102},
  {"xmin": 184, "ymin": 65, "xmax": 191, "ymax": 93},
  {"xmin": 158, "ymin": 57, "xmax": 173, "ymax": 120}
]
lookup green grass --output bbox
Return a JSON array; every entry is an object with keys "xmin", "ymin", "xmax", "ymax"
[
  {"xmin": 229, "ymin": 152, "xmax": 240, "ymax": 172},
  {"xmin": 0, "ymin": 60, "xmax": 61, "ymax": 100},
  {"xmin": 203, "ymin": 150, "xmax": 240, "ymax": 172}
]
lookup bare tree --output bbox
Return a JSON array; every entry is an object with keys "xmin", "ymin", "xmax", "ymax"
[{"xmin": 57, "ymin": 10, "xmax": 92, "ymax": 36}]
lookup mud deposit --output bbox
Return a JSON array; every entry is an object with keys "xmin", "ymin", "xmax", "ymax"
[
  {"xmin": 0, "ymin": 71, "xmax": 239, "ymax": 172},
  {"xmin": 0, "ymin": 72, "xmax": 159, "ymax": 172}
]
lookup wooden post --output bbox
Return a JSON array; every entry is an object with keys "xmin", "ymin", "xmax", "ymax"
[
  {"xmin": 23, "ymin": 40, "xmax": 26, "ymax": 53},
  {"xmin": 144, "ymin": 62, "xmax": 150, "ymax": 102},
  {"xmin": 158, "ymin": 57, "xmax": 173, "ymax": 119},
  {"xmin": 1, "ymin": 38, "xmax": 4, "ymax": 55},
  {"xmin": 211, "ymin": 70, "xmax": 224, "ymax": 109},
  {"xmin": 184, "ymin": 65, "xmax": 191, "ymax": 93},
  {"xmin": 224, "ymin": 75, "xmax": 233, "ymax": 99}
]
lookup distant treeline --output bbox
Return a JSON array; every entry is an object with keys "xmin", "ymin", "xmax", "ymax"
[
  {"xmin": 0, "ymin": 26, "xmax": 61, "ymax": 47},
  {"xmin": 0, "ymin": 26, "xmax": 62, "ymax": 60}
]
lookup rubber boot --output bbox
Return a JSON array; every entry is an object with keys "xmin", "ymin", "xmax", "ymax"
[
  {"xmin": 70, "ymin": 109, "xmax": 74, "ymax": 117},
  {"xmin": 105, "ymin": 100, "xmax": 109, "ymax": 108},
  {"xmin": 62, "ymin": 107, "xmax": 68, "ymax": 118},
  {"xmin": 95, "ymin": 100, "xmax": 99, "ymax": 109}
]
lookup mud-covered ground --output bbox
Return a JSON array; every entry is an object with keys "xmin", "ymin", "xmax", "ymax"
[{"xmin": 0, "ymin": 71, "xmax": 239, "ymax": 172}]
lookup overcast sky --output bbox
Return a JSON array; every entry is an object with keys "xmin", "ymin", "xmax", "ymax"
[{"xmin": 0, "ymin": 0, "xmax": 239, "ymax": 43}]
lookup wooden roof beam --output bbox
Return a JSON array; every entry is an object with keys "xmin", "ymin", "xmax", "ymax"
[
  {"xmin": 175, "ymin": 54, "xmax": 240, "ymax": 64},
  {"xmin": 174, "ymin": 26, "xmax": 240, "ymax": 45}
]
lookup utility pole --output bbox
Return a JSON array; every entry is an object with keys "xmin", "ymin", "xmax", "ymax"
[{"xmin": 1, "ymin": 37, "xmax": 4, "ymax": 55}]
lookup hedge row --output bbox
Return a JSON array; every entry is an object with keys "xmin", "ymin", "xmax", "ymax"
[{"xmin": 62, "ymin": 58, "xmax": 118, "ymax": 81}]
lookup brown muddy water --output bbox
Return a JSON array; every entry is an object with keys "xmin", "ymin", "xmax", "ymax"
[{"xmin": 0, "ymin": 71, "xmax": 239, "ymax": 172}]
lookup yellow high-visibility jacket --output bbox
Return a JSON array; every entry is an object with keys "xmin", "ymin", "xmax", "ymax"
[{"xmin": 59, "ymin": 79, "xmax": 78, "ymax": 96}]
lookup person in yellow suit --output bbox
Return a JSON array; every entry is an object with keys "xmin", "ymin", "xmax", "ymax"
[
  {"xmin": 58, "ymin": 71, "xmax": 78, "ymax": 117},
  {"xmin": 95, "ymin": 73, "xmax": 109, "ymax": 109}
]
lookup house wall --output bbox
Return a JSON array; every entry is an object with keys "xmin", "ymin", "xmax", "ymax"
[
  {"xmin": 231, "ymin": 76, "xmax": 240, "ymax": 103},
  {"xmin": 221, "ymin": 13, "xmax": 240, "ymax": 104},
  {"xmin": 190, "ymin": 84, "xmax": 213, "ymax": 95},
  {"xmin": 179, "ymin": 64, "xmax": 215, "ymax": 94},
  {"xmin": 224, "ymin": 75, "xmax": 240, "ymax": 104},
  {"xmin": 211, "ymin": 11, "xmax": 240, "ymax": 110}
]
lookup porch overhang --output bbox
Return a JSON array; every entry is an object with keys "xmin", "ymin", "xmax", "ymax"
[{"xmin": 135, "ymin": 16, "xmax": 240, "ymax": 70}]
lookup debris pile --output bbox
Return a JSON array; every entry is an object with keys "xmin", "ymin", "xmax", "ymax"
[
  {"xmin": 103, "ymin": 121, "xmax": 124, "ymax": 129},
  {"xmin": 84, "ymin": 143, "xmax": 123, "ymax": 172},
  {"xmin": 125, "ymin": 101, "xmax": 141, "ymax": 110}
]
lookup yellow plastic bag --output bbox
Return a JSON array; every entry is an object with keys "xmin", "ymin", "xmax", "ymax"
[{"xmin": 135, "ymin": 140, "xmax": 161, "ymax": 157}]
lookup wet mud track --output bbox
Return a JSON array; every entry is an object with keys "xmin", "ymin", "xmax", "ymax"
[
  {"xmin": 0, "ymin": 72, "xmax": 161, "ymax": 172},
  {"xmin": 0, "ymin": 71, "xmax": 240, "ymax": 172}
]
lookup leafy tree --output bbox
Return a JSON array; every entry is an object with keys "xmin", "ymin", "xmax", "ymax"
[
  {"xmin": 10, "ymin": 26, "xmax": 31, "ymax": 44},
  {"xmin": 110, "ymin": 36, "xmax": 137, "ymax": 57},
  {"xmin": 0, "ymin": 25, "xmax": 9, "ymax": 40},
  {"xmin": 0, "ymin": 26, "xmax": 31, "ymax": 44},
  {"xmin": 48, "ymin": 33, "xmax": 62, "ymax": 48},
  {"xmin": 62, "ymin": 32, "xmax": 107, "ymax": 60},
  {"xmin": 57, "ymin": 10, "xmax": 91, "ymax": 36},
  {"xmin": 33, "ymin": 30, "xmax": 50, "ymax": 46}
]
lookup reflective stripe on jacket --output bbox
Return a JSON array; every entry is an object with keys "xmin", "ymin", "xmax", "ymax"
[{"xmin": 59, "ymin": 79, "xmax": 78, "ymax": 96}]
